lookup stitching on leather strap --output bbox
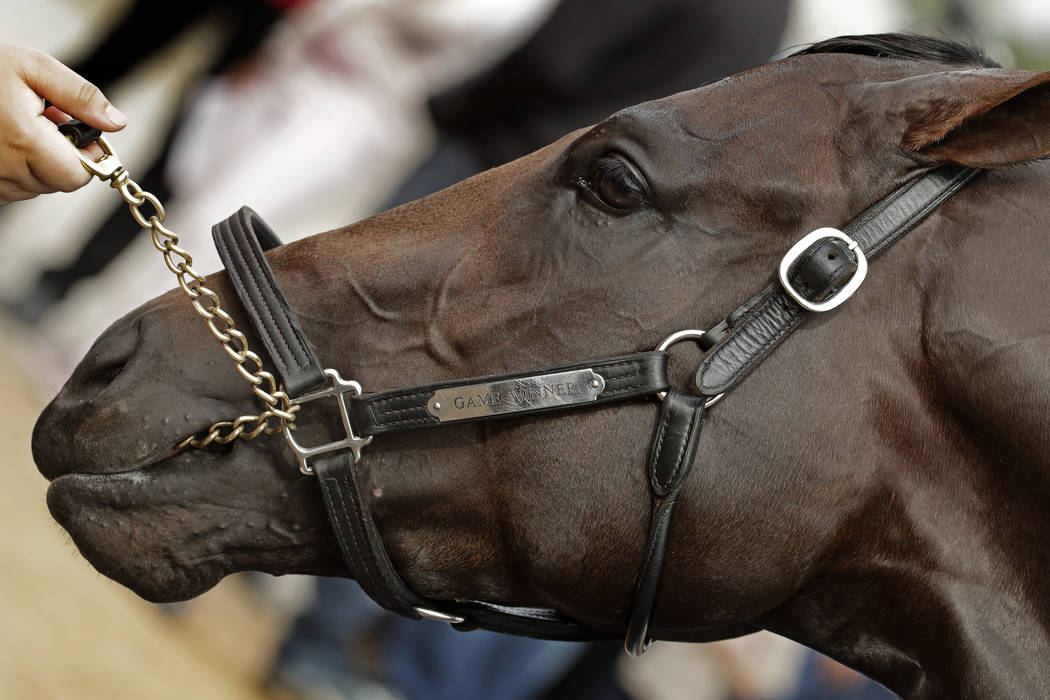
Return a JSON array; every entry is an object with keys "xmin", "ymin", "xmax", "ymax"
[
  {"xmin": 639, "ymin": 505, "xmax": 664, "ymax": 572},
  {"xmin": 843, "ymin": 173, "xmax": 915, "ymax": 234},
  {"xmin": 217, "ymin": 218, "xmax": 303, "ymax": 373},
  {"xmin": 379, "ymin": 405, "xmax": 430, "ymax": 418},
  {"xmin": 664, "ymin": 404, "xmax": 700, "ymax": 491},
  {"xmin": 598, "ymin": 360, "xmax": 641, "ymax": 372},
  {"xmin": 648, "ymin": 411, "xmax": 671, "ymax": 490},
  {"xmin": 376, "ymin": 415, "xmax": 439, "ymax": 428},
  {"xmin": 739, "ymin": 295, "xmax": 803, "ymax": 362},
  {"xmin": 215, "ymin": 224, "xmax": 290, "ymax": 372},
  {"xmin": 232, "ymin": 210, "xmax": 310, "ymax": 371},
  {"xmin": 602, "ymin": 381, "xmax": 646, "ymax": 396},
  {"xmin": 229, "ymin": 226, "xmax": 300, "ymax": 371},
  {"xmin": 324, "ymin": 472, "xmax": 383, "ymax": 600},
  {"xmin": 371, "ymin": 390, "xmax": 435, "ymax": 410},
  {"xmin": 864, "ymin": 169, "xmax": 977, "ymax": 257},
  {"xmin": 598, "ymin": 360, "xmax": 642, "ymax": 383},
  {"xmin": 339, "ymin": 470, "xmax": 394, "ymax": 606},
  {"xmin": 699, "ymin": 294, "xmax": 801, "ymax": 394},
  {"xmin": 341, "ymin": 467, "xmax": 414, "ymax": 611}
]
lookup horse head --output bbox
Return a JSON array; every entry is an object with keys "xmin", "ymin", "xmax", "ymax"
[{"xmin": 32, "ymin": 35, "xmax": 1050, "ymax": 697}]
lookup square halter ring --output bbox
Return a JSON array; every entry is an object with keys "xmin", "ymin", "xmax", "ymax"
[
  {"xmin": 778, "ymin": 227, "xmax": 868, "ymax": 312},
  {"xmin": 283, "ymin": 368, "xmax": 373, "ymax": 475}
]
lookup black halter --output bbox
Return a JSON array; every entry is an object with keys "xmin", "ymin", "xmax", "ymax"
[{"xmin": 210, "ymin": 165, "xmax": 979, "ymax": 654}]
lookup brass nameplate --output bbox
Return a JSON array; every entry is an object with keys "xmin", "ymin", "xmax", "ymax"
[{"xmin": 426, "ymin": 369, "xmax": 606, "ymax": 422}]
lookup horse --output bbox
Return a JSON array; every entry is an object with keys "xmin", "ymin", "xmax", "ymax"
[{"xmin": 31, "ymin": 34, "xmax": 1050, "ymax": 698}]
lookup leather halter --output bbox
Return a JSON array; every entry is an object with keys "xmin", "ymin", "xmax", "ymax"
[{"xmin": 210, "ymin": 165, "xmax": 979, "ymax": 654}]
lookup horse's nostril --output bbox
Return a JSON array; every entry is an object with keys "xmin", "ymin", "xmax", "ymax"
[
  {"xmin": 68, "ymin": 315, "xmax": 142, "ymax": 395},
  {"xmin": 80, "ymin": 356, "xmax": 129, "ymax": 388}
]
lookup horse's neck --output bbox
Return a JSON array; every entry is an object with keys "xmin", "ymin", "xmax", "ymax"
[{"xmin": 744, "ymin": 163, "xmax": 1050, "ymax": 698}]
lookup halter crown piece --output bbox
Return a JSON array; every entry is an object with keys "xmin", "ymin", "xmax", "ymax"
[{"xmin": 64, "ymin": 118, "xmax": 979, "ymax": 655}]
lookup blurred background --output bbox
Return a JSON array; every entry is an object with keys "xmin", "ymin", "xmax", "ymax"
[{"xmin": 1, "ymin": 0, "xmax": 1048, "ymax": 698}]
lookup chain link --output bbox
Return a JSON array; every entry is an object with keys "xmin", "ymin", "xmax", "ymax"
[{"xmin": 73, "ymin": 136, "xmax": 297, "ymax": 449}]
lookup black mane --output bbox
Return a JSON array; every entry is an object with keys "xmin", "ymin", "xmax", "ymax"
[{"xmin": 792, "ymin": 32, "xmax": 999, "ymax": 68}]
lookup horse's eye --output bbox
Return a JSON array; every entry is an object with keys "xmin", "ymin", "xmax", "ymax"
[{"xmin": 579, "ymin": 154, "xmax": 648, "ymax": 211}]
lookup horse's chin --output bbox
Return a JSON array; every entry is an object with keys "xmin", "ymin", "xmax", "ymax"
[
  {"xmin": 45, "ymin": 458, "xmax": 230, "ymax": 603},
  {"xmin": 42, "ymin": 441, "xmax": 346, "ymax": 602}
]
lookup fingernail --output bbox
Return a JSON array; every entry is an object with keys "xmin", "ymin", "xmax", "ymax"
[{"xmin": 105, "ymin": 105, "xmax": 128, "ymax": 126}]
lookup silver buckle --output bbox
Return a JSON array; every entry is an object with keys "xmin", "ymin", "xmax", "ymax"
[
  {"xmin": 283, "ymin": 368, "xmax": 373, "ymax": 475},
  {"xmin": 778, "ymin": 227, "xmax": 868, "ymax": 312}
]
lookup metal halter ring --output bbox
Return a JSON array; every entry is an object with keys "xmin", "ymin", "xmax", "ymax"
[{"xmin": 654, "ymin": 329, "xmax": 725, "ymax": 407}]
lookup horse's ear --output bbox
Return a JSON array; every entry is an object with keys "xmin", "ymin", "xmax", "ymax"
[{"xmin": 871, "ymin": 68, "xmax": 1050, "ymax": 168}]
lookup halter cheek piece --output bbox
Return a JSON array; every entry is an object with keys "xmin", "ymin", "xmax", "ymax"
[{"xmin": 210, "ymin": 166, "xmax": 979, "ymax": 655}]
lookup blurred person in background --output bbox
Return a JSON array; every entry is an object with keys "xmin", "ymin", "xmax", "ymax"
[
  {"xmin": 4, "ymin": 0, "xmax": 299, "ymax": 322},
  {"xmin": 0, "ymin": 0, "xmax": 558, "ymax": 385},
  {"xmin": 0, "ymin": 43, "xmax": 126, "ymax": 205}
]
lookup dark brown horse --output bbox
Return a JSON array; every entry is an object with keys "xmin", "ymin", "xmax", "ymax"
[{"xmin": 32, "ymin": 35, "xmax": 1050, "ymax": 698}]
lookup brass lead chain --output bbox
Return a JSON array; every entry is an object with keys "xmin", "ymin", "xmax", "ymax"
[{"xmin": 70, "ymin": 134, "xmax": 297, "ymax": 449}]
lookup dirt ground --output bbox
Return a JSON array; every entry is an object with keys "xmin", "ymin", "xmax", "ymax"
[{"xmin": 0, "ymin": 325, "xmax": 287, "ymax": 700}]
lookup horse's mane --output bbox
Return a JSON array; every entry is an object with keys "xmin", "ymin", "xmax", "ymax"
[{"xmin": 792, "ymin": 32, "xmax": 999, "ymax": 68}]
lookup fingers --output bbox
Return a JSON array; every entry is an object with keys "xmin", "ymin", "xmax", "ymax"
[
  {"xmin": 0, "ymin": 45, "xmax": 116, "ymax": 203},
  {"xmin": 0, "ymin": 127, "xmax": 93, "ymax": 201},
  {"xmin": 0, "ymin": 177, "xmax": 44, "ymax": 205},
  {"xmin": 26, "ymin": 123, "xmax": 93, "ymax": 192},
  {"xmin": 18, "ymin": 49, "xmax": 126, "ymax": 132},
  {"xmin": 42, "ymin": 104, "xmax": 70, "ymax": 125},
  {"xmin": 42, "ymin": 104, "xmax": 104, "ymax": 159},
  {"xmin": 2, "ymin": 113, "xmax": 94, "ymax": 196},
  {"xmin": 9, "ymin": 98, "xmax": 93, "ymax": 194}
]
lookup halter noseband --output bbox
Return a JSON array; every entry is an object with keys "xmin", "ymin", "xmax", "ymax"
[{"xmin": 207, "ymin": 165, "xmax": 979, "ymax": 654}]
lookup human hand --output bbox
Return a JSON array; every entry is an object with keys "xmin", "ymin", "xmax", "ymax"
[{"xmin": 0, "ymin": 44, "xmax": 127, "ymax": 205}]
